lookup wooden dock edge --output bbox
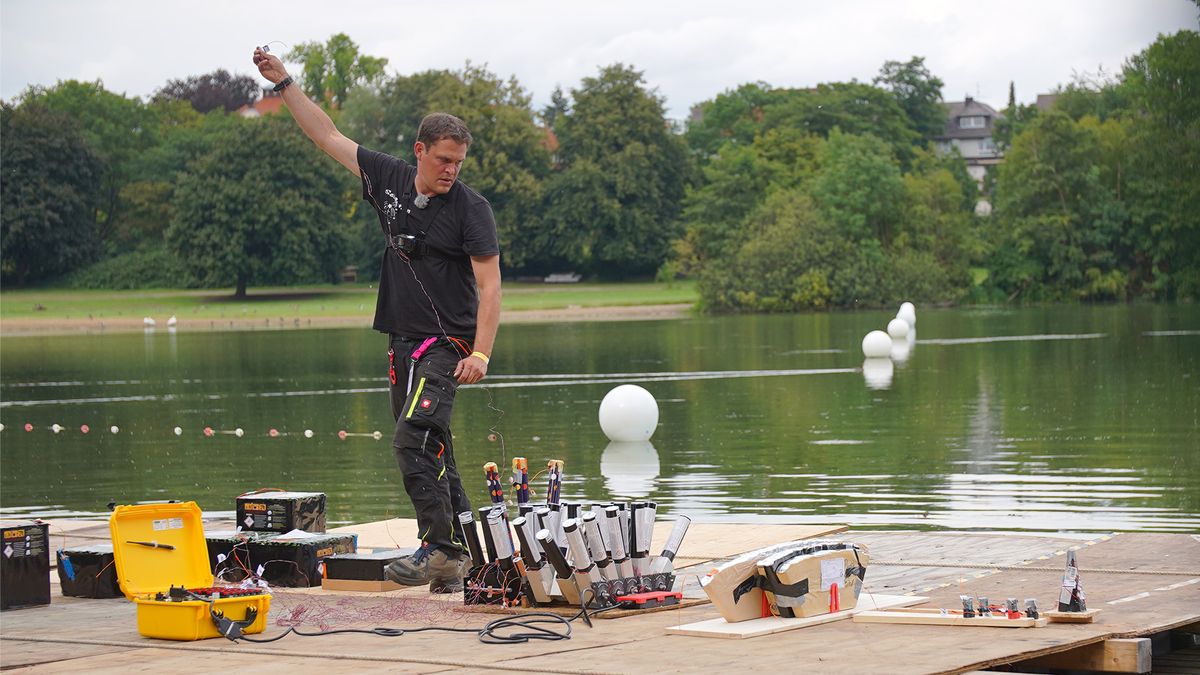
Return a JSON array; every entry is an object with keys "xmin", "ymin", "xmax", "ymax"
[{"xmin": 1017, "ymin": 637, "xmax": 1151, "ymax": 673}]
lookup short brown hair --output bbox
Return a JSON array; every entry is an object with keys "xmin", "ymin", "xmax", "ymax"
[{"xmin": 417, "ymin": 113, "xmax": 473, "ymax": 147}]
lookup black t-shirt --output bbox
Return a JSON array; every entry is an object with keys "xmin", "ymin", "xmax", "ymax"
[{"xmin": 358, "ymin": 146, "xmax": 499, "ymax": 341}]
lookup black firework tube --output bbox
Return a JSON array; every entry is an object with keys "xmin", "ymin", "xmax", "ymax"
[
  {"xmin": 536, "ymin": 529, "xmax": 572, "ymax": 581},
  {"xmin": 486, "ymin": 511, "xmax": 517, "ymax": 572},
  {"xmin": 618, "ymin": 503, "xmax": 631, "ymax": 559},
  {"xmin": 532, "ymin": 506, "xmax": 550, "ymax": 532},
  {"xmin": 479, "ymin": 506, "xmax": 499, "ymax": 563},
  {"xmin": 605, "ymin": 505, "xmax": 635, "ymax": 579},
  {"xmin": 458, "ymin": 511, "xmax": 486, "ymax": 568},
  {"xmin": 564, "ymin": 501, "xmax": 580, "ymax": 520}
]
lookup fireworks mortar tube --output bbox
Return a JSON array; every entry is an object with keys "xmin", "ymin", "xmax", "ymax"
[
  {"xmin": 563, "ymin": 518, "xmax": 608, "ymax": 607},
  {"xmin": 478, "ymin": 506, "xmax": 499, "ymax": 563},
  {"xmin": 537, "ymin": 528, "xmax": 581, "ymax": 605},
  {"xmin": 605, "ymin": 505, "xmax": 635, "ymax": 579},
  {"xmin": 512, "ymin": 516, "xmax": 556, "ymax": 603},
  {"xmin": 583, "ymin": 512, "xmax": 619, "ymax": 582},
  {"xmin": 458, "ymin": 511, "xmax": 486, "ymax": 569},
  {"xmin": 484, "ymin": 462, "xmax": 505, "ymax": 505},
  {"xmin": 511, "ymin": 457, "xmax": 529, "ymax": 506},
  {"xmin": 545, "ymin": 459, "xmax": 564, "ymax": 505},
  {"xmin": 546, "ymin": 503, "xmax": 567, "ymax": 554},
  {"xmin": 486, "ymin": 510, "xmax": 517, "ymax": 574},
  {"xmin": 649, "ymin": 514, "xmax": 691, "ymax": 574}
]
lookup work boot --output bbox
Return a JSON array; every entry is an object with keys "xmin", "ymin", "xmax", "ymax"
[
  {"xmin": 428, "ymin": 550, "xmax": 467, "ymax": 594},
  {"xmin": 384, "ymin": 546, "xmax": 432, "ymax": 586}
]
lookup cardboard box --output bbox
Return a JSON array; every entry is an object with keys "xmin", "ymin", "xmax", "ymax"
[
  {"xmin": 110, "ymin": 502, "xmax": 271, "ymax": 641},
  {"xmin": 236, "ymin": 491, "xmax": 326, "ymax": 533}
]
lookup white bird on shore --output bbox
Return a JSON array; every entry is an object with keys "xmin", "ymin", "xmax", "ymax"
[
  {"xmin": 167, "ymin": 315, "xmax": 177, "ymax": 327},
  {"xmin": 143, "ymin": 317, "xmax": 156, "ymax": 327}
]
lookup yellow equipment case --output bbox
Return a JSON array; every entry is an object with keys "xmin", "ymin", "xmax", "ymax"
[{"xmin": 110, "ymin": 501, "xmax": 271, "ymax": 641}]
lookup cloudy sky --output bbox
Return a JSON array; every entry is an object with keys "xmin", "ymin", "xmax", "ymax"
[{"xmin": 2, "ymin": 0, "xmax": 1196, "ymax": 119}]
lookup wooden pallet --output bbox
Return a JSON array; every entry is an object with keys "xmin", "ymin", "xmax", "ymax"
[{"xmin": 853, "ymin": 607, "xmax": 1049, "ymax": 628}]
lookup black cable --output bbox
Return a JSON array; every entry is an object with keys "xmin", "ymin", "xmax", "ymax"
[{"xmin": 478, "ymin": 612, "xmax": 573, "ymax": 644}]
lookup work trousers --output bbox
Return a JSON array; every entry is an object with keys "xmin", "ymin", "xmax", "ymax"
[{"xmin": 388, "ymin": 335, "xmax": 472, "ymax": 556}]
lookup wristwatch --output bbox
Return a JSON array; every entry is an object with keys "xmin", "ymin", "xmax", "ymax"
[{"xmin": 273, "ymin": 76, "xmax": 294, "ymax": 93}]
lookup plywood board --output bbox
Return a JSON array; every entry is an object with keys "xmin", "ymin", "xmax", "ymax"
[
  {"xmin": 665, "ymin": 594, "xmax": 926, "ymax": 639},
  {"xmin": 1045, "ymin": 608, "xmax": 1101, "ymax": 623},
  {"xmin": 853, "ymin": 608, "xmax": 1048, "ymax": 628}
]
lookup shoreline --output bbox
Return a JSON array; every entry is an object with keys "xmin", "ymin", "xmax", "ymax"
[{"xmin": 0, "ymin": 303, "xmax": 694, "ymax": 337}]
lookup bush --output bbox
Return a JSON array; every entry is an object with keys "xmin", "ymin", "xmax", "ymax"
[{"xmin": 61, "ymin": 246, "xmax": 187, "ymax": 289}]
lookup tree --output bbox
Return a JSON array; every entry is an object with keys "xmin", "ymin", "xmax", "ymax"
[
  {"xmin": 286, "ymin": 33, "xmax": 388, "ymax": 108},
  {"xmin": 539, "ymin": 64, "xmax": 691, "ymax": 277},
  {"xmin": 684, "ymin": 82, "xmax": 779, "ymax": 158},
  {"xmin": 874, "ymin": 56, "xmax": 947, "ymax": 141},
  {"xmin": 166, "ymin": 116, "xmax": 352, "ymax": 297},
  {"xmin": 154, "ymin": 69, "xmax": 261, "ymax": 113},
  {"xmin": 1, "ymin": 104, "xmax": 103, "ymax": 285},
  {"xmin": 16, "ymin": 80, "xmax": 159, "ymax": 249}
]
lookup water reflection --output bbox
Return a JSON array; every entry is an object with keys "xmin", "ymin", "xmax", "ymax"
[
  {"xmin": 861, "ymin": 358, "xmax": 894, "ymax": 389},
  {"xmin": 599, "ymin": 440, "xmax": 660, "ymax": 499}
]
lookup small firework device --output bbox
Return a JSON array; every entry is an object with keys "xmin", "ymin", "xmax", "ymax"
[{"xmin": 110, "ymin": 502, "xmax": 271, "ymax": 641}]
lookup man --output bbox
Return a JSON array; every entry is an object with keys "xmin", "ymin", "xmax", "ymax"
[{"xmin": 253, "ymin": 47, "xmax": 501, "ymax": 593}]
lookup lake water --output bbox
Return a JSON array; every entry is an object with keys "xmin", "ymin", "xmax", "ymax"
[{"xmin": 1, "ymin": 305, "xmax": 1197, "ymax": 533}]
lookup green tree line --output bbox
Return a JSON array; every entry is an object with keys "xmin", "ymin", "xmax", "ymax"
[{"xmin": 2, "ymin": 30, "xmax": 1196, "ymax": 305}]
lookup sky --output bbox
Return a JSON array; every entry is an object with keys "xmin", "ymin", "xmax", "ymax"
[{"xmin": 2, "ymin": 0, "xmax": 1196, "ymax": 120}]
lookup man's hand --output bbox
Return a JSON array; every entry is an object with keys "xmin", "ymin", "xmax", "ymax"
[
  {"xmin": 252, "ymin": 47, "xmax": 288, "ymax": 85},
  {"xmin": 454, "ymin": 354, "xmax": 488, "ymax": 385}
]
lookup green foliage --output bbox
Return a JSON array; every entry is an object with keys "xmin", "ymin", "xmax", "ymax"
[
  {"xmin": 874, "ymin": 56, "xmax": 947, "ymax": 141},
  {"xmin": 532, "ymin": 64, "xmax": 691, "ymax": 277},
  {"xmin": 811, "ymin": 129, "xmax": 905, "ymax": 244},
  {"xmin": 286, "ymin": 33, "xmax": 388, "ymax": 108},
  {"xmin": 165, "ymin": 116, "xmax": 353, "ymax": 297},
  {"xmin": 61, "ymin": 245, "xmax": 185, "ymax": 289},
  {"xmin": 1, "ymin": 103, "xmax": 103, "ymax": 285}
]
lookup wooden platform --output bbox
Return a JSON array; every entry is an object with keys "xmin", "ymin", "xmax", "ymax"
[{"xmin": 2, "ymin": 520, "xmax": 1197, "ymax": 674}]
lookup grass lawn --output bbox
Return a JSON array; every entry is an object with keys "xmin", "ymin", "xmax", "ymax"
[{"xmin": 0, "ymin": 281, "xmax": 697, "ymax": 322}]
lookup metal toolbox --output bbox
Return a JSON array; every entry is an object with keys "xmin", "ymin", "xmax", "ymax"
[{"xmin": 109, "ymin": 502, "xmax": 271, "ymax": 641}]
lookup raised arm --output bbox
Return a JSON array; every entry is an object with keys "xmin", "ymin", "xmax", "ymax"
[{"xmin": 252, "ymin": 47, "xmax": 360, "ymax": 176}]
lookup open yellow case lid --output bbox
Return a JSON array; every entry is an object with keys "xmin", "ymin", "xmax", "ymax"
[{"xmin": 109, "ymin": 501, "xmax": 213, "ymax": 600}]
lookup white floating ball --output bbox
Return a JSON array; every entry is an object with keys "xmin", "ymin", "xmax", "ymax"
[
  {"xmin": 0, "ymin": 423, "xmax": 5, "ymax": 432},
  {"xmin": 372, "ymin": 430, "xmax": 382, "ymax": 440},
  {"xmin": 887, "ymin": 318, "xmax": 910, "ymax": 339},
  {"xmin": 898, "ymin": 302, "xmax": 916, "ymax": 327},
  {"xmin": 110, "ymin": 425, "xmax": 120, "ymax": 434},
  {"xmin": 304, "ymin": 429, "xmax": 314, "ymax": 438},
  {"xmin": 51, "ymin": 423, "xmax": 63, "ymax": 434},
  {"xmin": 234, "ymin": 427, "xmax": 244, "ymax": 438},
  {"xmin": 173, "ymin": 426, "xmax": 183, "ymax": 436},
  {"xmin": 599, "ymin": 384, "xmax": 659, "ymax": 442},
  {"xmin": 861, "ymin": 330, "xmax": 892, "ymax": 359}
]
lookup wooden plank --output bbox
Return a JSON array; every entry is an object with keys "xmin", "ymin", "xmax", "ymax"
[
  {"xmin": 853, "ymin": 608, "xmax": 1048, "ymax": 628},
  {"xmin": 665, "ymin": 594, "xmax": 925, "ymax": 639},
  {"xmin": 1045, "ymin": 608, "xmax": 1102, "ymax": 623},
  {"xmin": 1019, "ymin": 637, "xmax": 1152, "ymax": 673}
]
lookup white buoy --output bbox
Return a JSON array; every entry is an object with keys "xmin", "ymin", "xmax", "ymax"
[
  {"xmin": 887, "ymin": 318, "xmax": 910, "ymax": 339},
  {"xmin": 304, "ymin": 429, "xmax": 314, "ymax": 438},
  {"xmin": 51, "ymin": 423, "xmax": 63, "ymax": 434},
  {"xmin": 861, "ymin": 330, "xmax": 892, "ymax": 359},
  {"xmin": 110, "ymin": 425, "xmax": 120, "ymax": 434},
  {"xmin": 167, "ymin": 315, "xmax": 177, "ymax": 327},
  {"xmin": 173, "ymin": 426, "xmax": 183, "ymax": 436},
  {"xmin": 862, "ymin": 357, "xmax": 895, "ymax": 390},
  {"xmin": 0, "ymin": 423, "xmax": 4, "ymax": 432},
  {"xmin": 372, "ymin": 430, "xmax": 382, "ymax": 440},
  {"xmin": 234, "ymin": 427, "xmax": 244, "ymax": 438},
  {"xmin": 898, "ymin": 302, "xmax": 916, "ymax": 327},
  {"xmin": 599, "ymin": 384, "xmax": 659, "ymax": 442},
  {"xmin": 143, "ymin": 317, "xmax": 156, "ymax": 327}
]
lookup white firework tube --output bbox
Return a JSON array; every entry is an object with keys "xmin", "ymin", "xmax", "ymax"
[
  {"xmin": 487, "ymin": 511, "xmax": 516, "ymax": 573},
  {"xmin": 650, "ymin": 515, "xmax": 691, "ymax": 574},
  {"xmin": 545, "ymin": 504, "xmax": 566, "ymax": 552},
  {"xmin": 583, "ymin": 512, "xmax": 618, "ymax": 581},
  {"xmin": 605, "ymin": 506, "xmax": 635, "ymax": 579},
  {"xmin": 512, "ymin": 517, "xmax": 554, "ymax": 603},
  {"xmin": 563, "ymin": 518, "xmax": 604, "ymax": 591}
]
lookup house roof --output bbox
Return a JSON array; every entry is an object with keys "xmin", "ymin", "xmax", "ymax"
[
  {"xmin": 237, "ymin": 96, "xmax": 286, "ymax": 118},
  {"xmin": 939, "ymin": 97, "xmax": 1003, "ymax": 140}
]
